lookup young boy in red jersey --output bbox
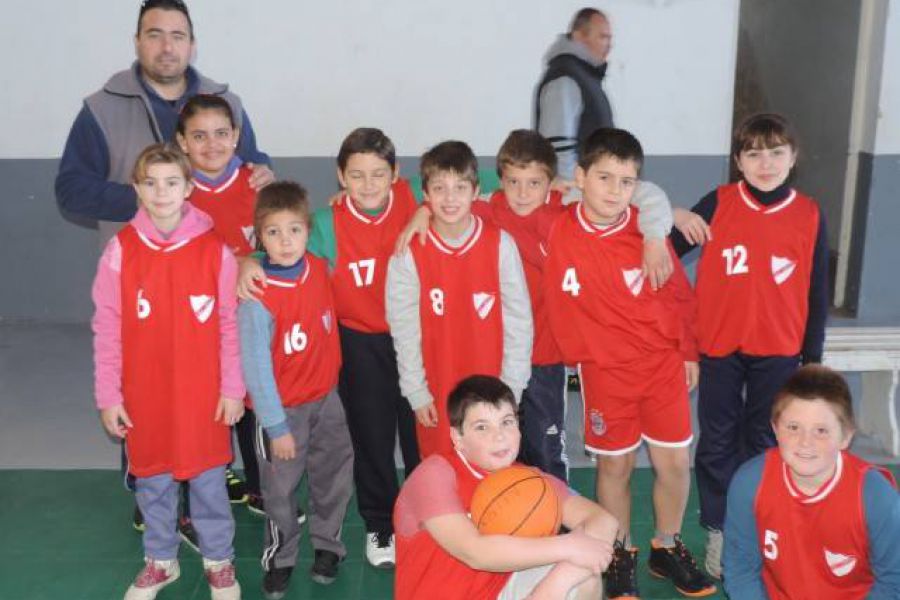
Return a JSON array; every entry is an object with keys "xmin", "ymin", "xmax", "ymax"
[
  {"xmin": 394, "ymin": 374, "xmax": 619, "ymax": 600},
  {"xmin": 92, "ymin": 143, "xmax": 244, "ymax": 600},
  {"xmin": 238, "ymin": 182, "xmax": 353, "ymax": 598},
  {"xmin": 386, "ymin": 140, "xmax": 533, "ymax": 459},
  {"xmin": 724, "ymin": 365, "xmax": 900, "ymax": 599},
  {"xmin": 543, "ymin": 128, "xmax": 716, "ymax": 599},
  {"xmin": 670, "ymin": 114, "xmax": 830, "ymax": 578}
]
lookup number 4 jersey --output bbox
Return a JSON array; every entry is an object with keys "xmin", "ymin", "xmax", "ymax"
[{"xmin": 695, "ymin": 181, "xmax": 819, "ymax": 357}]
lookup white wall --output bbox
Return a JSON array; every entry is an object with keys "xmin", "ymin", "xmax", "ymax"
[
  {"xmin": 875, "ymin": 0, "xmax": 900, "ymax": 153},
  {"xmin": 0, "ymin": 0, "xmax": 739, "ymax": 158}
]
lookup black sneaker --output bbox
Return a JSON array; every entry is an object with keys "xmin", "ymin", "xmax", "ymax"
[
  {"xmin": 566, "ymin": 371, "xmax": 581, "ymax": 392},
  {"xmin": 133, "ymin": 505, "xmax": 146, "ymax": 533},
  {"xmin": 247, "ymin": 493, "xmax": 266, "ymax": 516},
  {"xmin": 605, "ymin": 539, "xmax": 640, "ymax": 599},
  {"xmin": 648, "ymin": 534, "xmax": 717, "ymax": 597},
  {"xmin": 178, "ymin": 517, "xmax": 200, "ymax": 554},
  {"xmin": 310, "ymin": 549, "xmax": 341, "ymax": 585},
  {"xmin": 225, "ymin": 468, "xmax": 249, "ymax": 504},
  {"xmin": 262, "ymin": 565, "xmax": 293, "ymax": 600}
]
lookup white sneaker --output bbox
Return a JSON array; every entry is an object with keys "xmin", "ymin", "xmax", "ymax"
[
  {"xmin": 705, "ymin": 529, "xmax": 723, "ymax": 580},
  {"xmin": 204, "ymin": 558, "xmax": 242, "ymax": 600},
  {"xmin": 124, "ymin": 558, "xmax": 180, "ymax": 600},
  {"xmin": 365, "ymin": 531, "xmax": 395, "ymax": 569}
]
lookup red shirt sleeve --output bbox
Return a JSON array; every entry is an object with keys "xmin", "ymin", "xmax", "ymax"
[{"xmin": 395, "ymin": 456, "xmax": 466, "ymax": 537}]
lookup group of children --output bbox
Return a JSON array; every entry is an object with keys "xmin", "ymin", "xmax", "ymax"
[{"xmin": 92, "ymin": 99, "xmax": 899, "ymax": 600}]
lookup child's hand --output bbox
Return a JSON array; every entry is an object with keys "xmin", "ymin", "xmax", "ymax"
[
  {"xmin": 564, "ymin": 528, "xmax": 614, "ymax": 574},
  {"xmin": 685, "ymin": 361, "xmax": 699, "ymax": 392},
  {"xmin": 247, "ymin": 163, "xmax": 275, "ymax": 190},
  {"xmin": 270, "ymin": 432, "xmax": 296, "ymax": 461},
  {"xmin": 673, "ymin": 208, "xmax": 712, "ymax": 246},
  {"xmin": 642, "ymin": 238, "xmax": 673, "ymax": 291},
  {"xmin": 237, "ymin": 256, "xmax": 266, "ymax": 300},
  {"xmin": 215, "ymin": 396, "xmax": 245, "ymax": 426},
  {"xmin": 414, "ymin": 403, "xmax": 439, "ymax": 428},
  {"xmin": 328, "ymin": 192, "xmax": 344, "ymax": 207},
  {"xmin": 100, "ymin": 405, "xmax": 133, "ymax": 439},
  {"xmin": 394, "ymin": 205, "xmax": 432, "ymax": 256}
]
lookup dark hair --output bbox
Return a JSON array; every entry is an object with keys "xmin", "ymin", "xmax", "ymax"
[
  {"xmin": 253, "ymin": 181, "xmax": 310, "ymax": 250},
  {"xmin": 337, "ymin": 128, "xmax": 397, "ymax": 171},
  {"xmin": 132, "ymin": 142, "xmax": 191, "ymax": 183},
  {"xmin": 176, "ymin": 94, "xmax": 236, "ymax": 136},
  {"xmin": 448, "ymin": 375, "xmax": 518, "ymax": 431},
  {"xmin": 578, "ymin": 127, "xmax": 644, "ymax": 171},
  {"xmin": 420, "ymin": 141, "xmax": 479, "ymax": 190},
  {"xmin": 569, "ymin": 7, "xmax": 607, "ymax": 35},
  {"xmin": 137, "ymin": 0, "xmax": 194, "ymax": 39},
  {"xmin": 732, "ymin": 113, "xmax": 798, "ymax": 156},
  {"xmin": 496, "ymin": 130, "xmax": 557, "ymax": 179},
  {"xmin": 772, "ymin": 365, "xmax": 855, "ymax": 432}
]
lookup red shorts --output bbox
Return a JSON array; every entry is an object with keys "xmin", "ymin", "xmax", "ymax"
[{"xmin": 578, "ymin": 350, "xmax": 693, "ymax": 454}]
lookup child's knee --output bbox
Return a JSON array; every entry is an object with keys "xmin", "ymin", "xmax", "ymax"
[
  {"xmin": 597, "ymin": 453, "xmax": 635, "ymax": 480},
  {"xmin": 651, "ymin": 446, "xmax": 690, "ymax": 475}
]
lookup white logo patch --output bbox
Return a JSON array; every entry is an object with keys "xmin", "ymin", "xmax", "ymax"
[
  {"xmin": 241, "ymin": 225, "xmax": 256, "ymax": 248},
  {"xmin": 189, "ymin": 295, "xmax": 216, "ymax": 324},
  {"xmin": 322, "ymin": 309, "xmax": 333, "ymax": 334},
  {"xmin": 771, "ymin": 255, "xmax": 797, "ymax": 285},
  {"xmin": 472, "ymin": 292, "xmax": 496, "ymax": 320},
  {"xmin": 622, "ymin": 268, "xmax": 645, "ymax": 297},
  {"xmin": 824, "ymin": 549, "xmax": 857, "ymax": 577}
]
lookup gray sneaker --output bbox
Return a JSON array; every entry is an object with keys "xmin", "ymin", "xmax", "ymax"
[{"xmin": 705, "ymin": 529, "xmax": 723, "ymax": 580}]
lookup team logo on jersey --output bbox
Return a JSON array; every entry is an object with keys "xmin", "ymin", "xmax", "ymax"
[
  {"xmin": 472, "ymin": 292, "xmax": 496, "ymax": 320},
  {"xmin": 589, "ymin": 409, "xmax": 606, "ymax": 436},
  {"xmin": 771, "ymin": 255, "xmax": 797, "ymax": 285},
  {"xmin": 824, "ymin": 549, "xmax": 857, "ymax": 577},
  {"xmin": 136, "ymin": 289, "xmax": 151, "ymax": 320},
  {"xmin": 321, "ymin": 309, "xmax": 333, "ymax": 334},
  {"xmin": 241, "ymin": 225, "xmax": 256, "ymax": 249},
  {"xmin": 189, "ymin": 295, "xmax": 216, "ymax": 324},
  {"xmin": 621, "ymin": 268, "xmax": 645, "ymax": 297}
]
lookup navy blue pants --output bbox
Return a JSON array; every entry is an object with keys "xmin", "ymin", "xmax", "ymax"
[
  {"xmin": 518, "ymin": 363, "xmax": 569, "ymax": 482},
  {"xmin": 695, "ymin": 352, "xmax": 800, "ymax": 530},
  {"xmin": 337, "ymin": 325, "xmax": 420, "ymax": 534}
]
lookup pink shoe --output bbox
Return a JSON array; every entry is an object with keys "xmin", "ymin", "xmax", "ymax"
[
  {"xmin": 204, "ymin": 558, "xmax": 241, "ymax": 600},
  {"xmin": 124, "ymin": 558, "xmax": 180, "ymax": 600}
]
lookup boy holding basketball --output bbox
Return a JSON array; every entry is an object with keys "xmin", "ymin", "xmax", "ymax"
[
  {"xmin": 394, "ymin": 375, "xmax": 619, "ymax": 599},
  {"xmin": 543, "ymin": 128, "xmax": 716, "ymax": 598}
]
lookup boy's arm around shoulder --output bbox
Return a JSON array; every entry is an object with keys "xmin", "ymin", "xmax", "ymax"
[
  {"xmin": 864, "ymin": 469, "xmax": 900, "ymax": 599},
  {"xmin": 498, "ymin": 231, "xmax": 533, "ymax": 402},
  {"xmin": 723, "ymin": 454, "xmax": 770, "ymax": 600},
  {"xmin": 385, "ymin": 252, "xmax": 433, "ymax": 410},
  {"xmin": 632, "ymin": 180, "xmax": 673, "ymax": 240},
  {"xmin": 237, "ymin": 297, "xmax": 289, "ymax": 438},
  {"xmin": 218, "ymin": 246, "xmax": 246, "ymax": 400}
]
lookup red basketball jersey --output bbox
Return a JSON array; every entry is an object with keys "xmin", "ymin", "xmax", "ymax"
[
  {"xmin": 394, "ymin": 450, "xmax": 511, "ymax": 600},
  {"xmin": 411, "ymin": 217, "xmax": 504, "ymax": 457},
  {"xmin": 754, "ymin": 449, "xmax": 895, "ymax": 599},
  {"xmin": 544, "ymin": 203, "xmax": 696, "ymax": 367},
  {"xmin": 696, "ymin": 181, "xmax": 819, "ymax": 357},
  {"xmin": 257, "ymin": 256, "xmax": 341, "ymax": 406},
  {"xmin": 332, "ymin": 179, "xmax": 418, "ymax": 333},
  {"xmin": 119, "ymin": 225, "xmax": 231, "ymax": 480},
  {"xmin": 474, "ymin": 190, "xmax": 564, "ymax": 365},
  {"xmin": 189, "ymin": 165, "xmax": 257, "ymax": 257}
]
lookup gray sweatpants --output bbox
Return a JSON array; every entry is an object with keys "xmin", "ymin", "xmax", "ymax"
[{"xmin": 257, "ymin": 388, "xmax": 354, "ymax": 570}]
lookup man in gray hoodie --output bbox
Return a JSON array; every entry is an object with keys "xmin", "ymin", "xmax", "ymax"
[{"xmin": 535, "ymin": 8, "xmax": 614, "ymax": 182}]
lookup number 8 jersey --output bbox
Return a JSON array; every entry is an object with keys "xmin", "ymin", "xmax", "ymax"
[{"xmin": 695, "ymin": 181, "xmax": 819, "ymax": 357}]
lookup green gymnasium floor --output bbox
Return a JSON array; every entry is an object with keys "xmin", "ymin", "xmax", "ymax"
[{"xmin": 0, "ymin": 468, "xmax": 737, "ymax": 600}]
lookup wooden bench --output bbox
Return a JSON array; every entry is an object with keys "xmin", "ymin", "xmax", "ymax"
[{"xmin": 823, "ymin": 327, "xmax": 900, "ymax": 456}]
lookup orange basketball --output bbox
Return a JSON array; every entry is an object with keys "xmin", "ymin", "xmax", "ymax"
[{"xmin": 470, "ymin": 465, "xmax": 562, "ymax": 537}]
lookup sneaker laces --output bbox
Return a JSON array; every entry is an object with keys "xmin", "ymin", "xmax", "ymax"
[
  {"xmin": 609, "ymin": 537, "xmax": 638, "ymax": 588},
  {"xmin": 204, "ymin": 560, "xmax": 236, "ymax": 588},
  {"xmin": 672, "ymin": 534, "xmax": 704, "ymax": 578},
  {"xmin": 373, "ymin": 531, "xmax": 392, "ymax": 549},
  {"xmin": 136, "ymin": 559, "xmax": 174, "ymax": 587}
]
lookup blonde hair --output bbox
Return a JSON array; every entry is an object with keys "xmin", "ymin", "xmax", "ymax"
[{"xmin": 131, "ymin": 142, "xmax": 192, "ymax": 183}]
